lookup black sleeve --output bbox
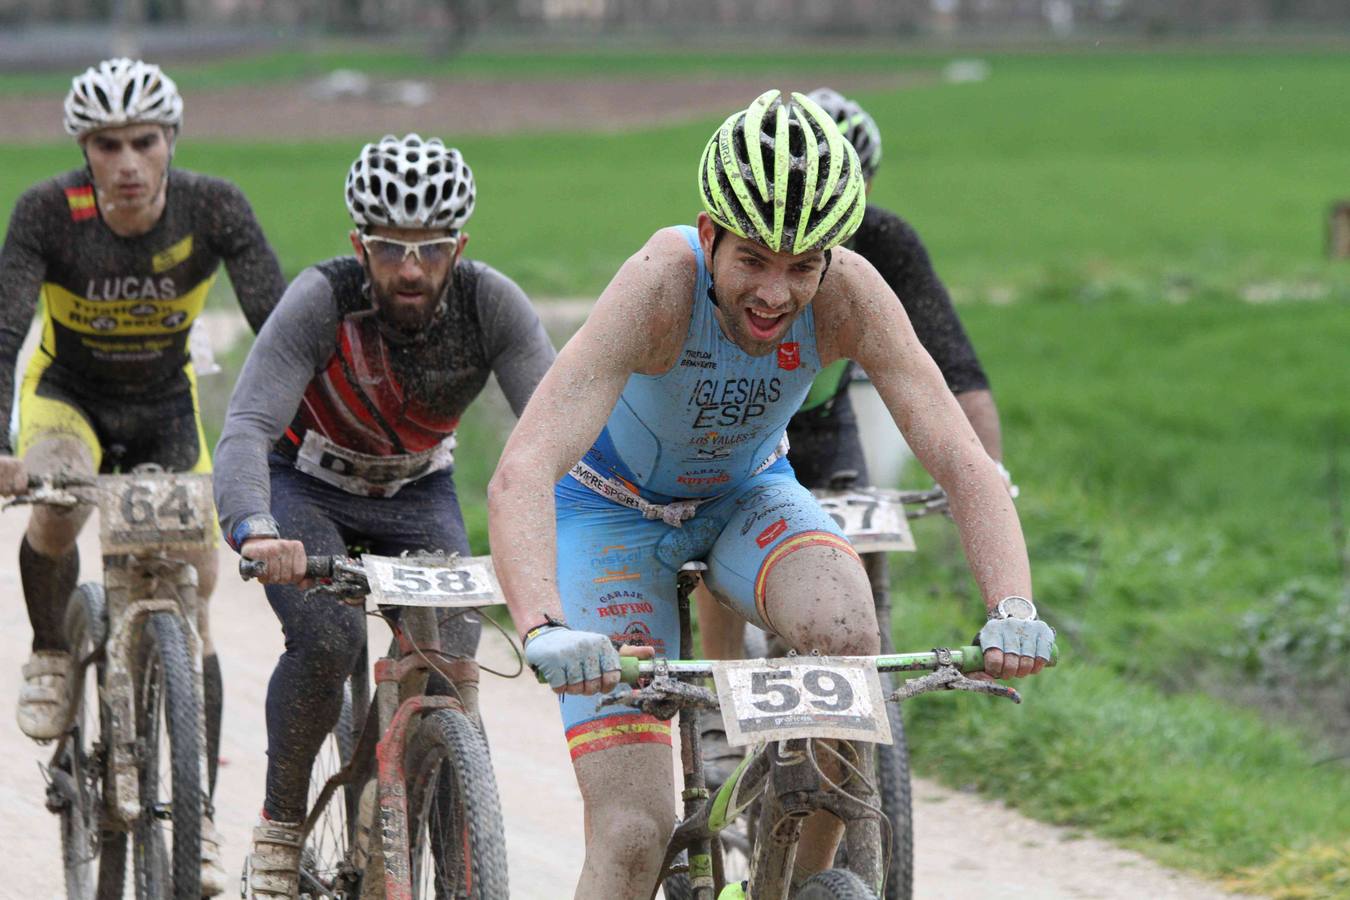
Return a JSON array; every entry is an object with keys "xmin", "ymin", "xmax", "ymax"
[
  {"xmin": 213, "ymin": 267, "xmax": 339, "ymax": 542},
  {"xmin": 852, "ymin": 206, "xmax": 989, "ymax": 394},
  {"xmin": 471, "ymin": 263, "xmax": 557, "ymax": 418},
  {"xmin": 199, "ymin": 177, "xmax": 287, "ymax": 334},
  {"xmin": 0, "ymin": 186, "xmax": 51, "ymax": 453}
]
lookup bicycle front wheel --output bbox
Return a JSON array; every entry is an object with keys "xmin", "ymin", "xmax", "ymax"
[
  {"xmin": 794, "ymin": 868, "xmax": 876, "ymax": 899},
  {"xmin": 132, "ymin": 612, "xmax": 202, "ymax": 899},
  {"xmin": 405, "ymin": 707, "xmax": 508, "ymax": 899},
  {"xmin": 300, "ymin": 674, "xmax": 366, "ymax": 898},
  {"xmin": 58, "ymin": 583, "xmax": 127, "ymax": 900},
  {"xmin": 874, "ymin": 700, "xmax": 913, "ymax": 900}
]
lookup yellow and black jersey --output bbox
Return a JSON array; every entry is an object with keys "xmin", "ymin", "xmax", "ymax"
[{"xmin": 0, "ymin": 167, "xmax": 285, "ymax": 453}]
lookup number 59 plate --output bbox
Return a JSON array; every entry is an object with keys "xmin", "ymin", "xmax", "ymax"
[
  {"xmin": 712, "ymin": 657, "xmax": 892, "ymax": 747},
  {"xmin": 99, "ymin": 473, "xmax": 215, "ymax": 552},
  {"xmin": 363, "ymin": 555, "xmax": 502, "ymax": 608}
]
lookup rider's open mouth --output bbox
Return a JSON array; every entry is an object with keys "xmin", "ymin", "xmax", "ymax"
[{"xmin": 746, "ymin": 308, "xmax": 785, "ymax": 340}]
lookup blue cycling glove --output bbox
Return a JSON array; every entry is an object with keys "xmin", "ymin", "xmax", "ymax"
[
  {"xmin": 977, "ymin": 617, "xmax": 1056, "ymax": 661},
  {"xmin": 524, "ymin": 625, "xmax": 621, "ymax": 690}
]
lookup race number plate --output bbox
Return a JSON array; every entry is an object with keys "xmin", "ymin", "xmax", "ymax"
[
  {"xmin": 814, "ymin": 490, "xmax": 915, "ymax": 553},
  {"xmin": 713, "ymin": 657, "xmax": 892, "ymax": 747},
  {"xmin": 362, "ymin": 555, "xmax": 502, "ymax": 608},
  {"xmin": 99, "ymin": 473, "xmax": 215, "ymax": 552}
]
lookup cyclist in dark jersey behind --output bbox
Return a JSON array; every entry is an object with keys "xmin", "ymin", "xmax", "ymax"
[
  {"xmin": 0, "ymin": 57, "xmax": 285, "ymax": 894},
  {"xmin": 213, "ymin": 133, "xmax": 555, "ymax": 898},
  {"xmin": 695, "ymin": 87, "xmax": 1011, "ymax": 776}
]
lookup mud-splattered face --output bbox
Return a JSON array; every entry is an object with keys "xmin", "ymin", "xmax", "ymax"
[
  {"xmin": 82, "ymin": 123, "xmax": 172, "ymax": 214},
  {"xmin": 351, "ymin": 226, "xmax": 466, "ymax": 334},
  {"xmin": 697, "ymin": 213, "xmax": 826, "ymax": 357}
]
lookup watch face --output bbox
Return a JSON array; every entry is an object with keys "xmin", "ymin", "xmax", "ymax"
[{"xmin": 998, "ymin": 596, "xmax": 1036, "ymax": 620}]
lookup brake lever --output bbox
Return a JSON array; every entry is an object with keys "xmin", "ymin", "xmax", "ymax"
[
  {"xmin": 888, "ymin": 665, "xmax": 1022, "ymax": 704},
  {"xmin": 597, "ymin": 676, "xmax": 719, "ymax": 720}
]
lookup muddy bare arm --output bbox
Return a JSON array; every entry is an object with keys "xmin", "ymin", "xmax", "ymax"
[
  {"xmin": 487, "ymin": 229, "xmax": 691, "ymax": 637},
  {"xmin": 821, "ymin": 250, "xmax": 1031, "ymax": 616}
]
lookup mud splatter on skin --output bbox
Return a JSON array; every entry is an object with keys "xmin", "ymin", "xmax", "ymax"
[{"xmin": 0, "ymin": 168, "xmax": 285, "ymax": 453}]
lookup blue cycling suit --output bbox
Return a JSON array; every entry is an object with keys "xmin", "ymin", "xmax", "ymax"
[{"xmin": 556, "ymin": 226, "xmax": 857, "ymax": 760}]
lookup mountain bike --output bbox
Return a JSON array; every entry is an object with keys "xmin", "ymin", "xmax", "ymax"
[
  {"xmin": 661, "ymin": 559, "xmax": 1038, "ymax": 900},
  {"xmin": 239, "ymin": 551, "xmax": 508, "ymax": 899},
  {"xmin": 10, "ymin": 470, "xmax": 215, "ymax": 899}
]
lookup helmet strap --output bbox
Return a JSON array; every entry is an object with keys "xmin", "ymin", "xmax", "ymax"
[{"xmin": 705, "ymin": 225, "xmax": 729, "ymax": 307}]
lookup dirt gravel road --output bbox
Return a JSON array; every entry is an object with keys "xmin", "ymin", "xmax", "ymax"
[{"xmin": 0, "ymin": 504, "xmax": 1259, "ymax": 899}]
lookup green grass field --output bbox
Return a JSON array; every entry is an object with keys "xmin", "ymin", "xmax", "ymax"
[{"xmin": 3, "ymin": 45, "xmax": 1349, "ymax": 896}]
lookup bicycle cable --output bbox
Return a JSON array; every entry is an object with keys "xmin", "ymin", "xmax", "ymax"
[{"xmin": 808, "ymin": 737, "xmax": 894, "ymax": 896}]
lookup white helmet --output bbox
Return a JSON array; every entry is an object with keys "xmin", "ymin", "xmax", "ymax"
[
  {"xmin": 345, "ymin": 134, "xmax": 476, "ymax": 232},
  {"xmin": 63, "ymin": 58, "xmax": 183, "ymax": 138},
  {"xmin": 807, "ymin": 87, "xmax": 883, "ymax": 182}
]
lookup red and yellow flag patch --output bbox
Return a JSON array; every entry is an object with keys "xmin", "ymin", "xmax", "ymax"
[{"xmin": 64, "ymin": 186, "xmax": 97, "ymax": 222}]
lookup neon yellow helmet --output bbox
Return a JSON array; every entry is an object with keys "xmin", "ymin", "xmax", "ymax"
[{"xmin": 699, "ymin": 90, "xmax": 865, "ymax": 255}]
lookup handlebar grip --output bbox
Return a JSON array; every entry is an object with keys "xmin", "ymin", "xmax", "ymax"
[
  {"xmin": 958, "ymin": 643, "xmax": 1060, "ymax": 673},
  {"xmin": 305, "ymin": 556, "xmax": 335, "ymax": 578},
  {"xmin": 238, "ymin": 555, "xmax": 336, "ymax": 581}
]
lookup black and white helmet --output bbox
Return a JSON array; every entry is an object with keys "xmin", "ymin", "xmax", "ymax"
[
  {"xmin": 807, "ymin": 87, "xmax": 883, "ymax": 182},
  {"xmin": 345, "ymin": 134, "xmax": 476, "ymax": 232},
  {"xmin": 63, "ymin": 58, "xmax": 183, "ymax": 138}
]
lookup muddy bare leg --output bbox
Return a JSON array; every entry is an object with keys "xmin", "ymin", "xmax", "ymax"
[
  {"xmin": 761, "ymin": 543, "xmax": 878, "ymax": 876},
  {"xmin": 573, "ymin": 741, "xmax": 675, "ymax": 898}
]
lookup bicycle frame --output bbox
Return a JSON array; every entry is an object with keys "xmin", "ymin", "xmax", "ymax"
[
  {"xmin": 649, "ymin": 569, "xmax": 888, "ymax": 900},
  {"xmin": 302, "ymin": 601, "xmax": 481, "ymax": 900},
  {"xmin": 32, "ymin": 480, "xmax": 208, "ymax": 833}
]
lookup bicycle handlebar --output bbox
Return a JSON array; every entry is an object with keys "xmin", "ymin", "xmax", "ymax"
[
  {"xmin": 617, "ymin": 644, "xmax": 1058, "ymax": 685},
  {"xmin": 237, "ymin": 554, "xmax": 346, "ymax": 581}
]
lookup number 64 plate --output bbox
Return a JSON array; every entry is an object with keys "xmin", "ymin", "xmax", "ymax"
[
  {"xmin": 363, "ymin": 555, "xmax": 502, "ymax": 608},
  {"xmin": 712, "ymin": 657, "xmax": 892, "ymax": 747}
]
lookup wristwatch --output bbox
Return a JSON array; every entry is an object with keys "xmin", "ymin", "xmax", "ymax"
[
  {"xmin": 229, "ymin": 514, "xmax": 281, "ymax": 552},
  {"xmin": 990, "ymin": 595, "xmax": 1037, "ymax": 621}
]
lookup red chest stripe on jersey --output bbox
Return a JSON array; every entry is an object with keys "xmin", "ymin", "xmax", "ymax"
[
  {"xmin": 64, "ymin": 186, "xmax": 97, "ymax": 222},
  {"xmin": 290, "ymin": 315, "xmax": 458, "ymax": 457}
]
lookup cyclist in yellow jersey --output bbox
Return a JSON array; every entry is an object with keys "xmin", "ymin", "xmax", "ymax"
[{"xmin": 0, "ymin": 58, "xmax": 285, "ymax": 896}]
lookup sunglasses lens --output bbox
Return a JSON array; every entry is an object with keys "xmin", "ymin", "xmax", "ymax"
[
  {"xmin": 366, "ymin": 239, "xmax": 407, "ymax": 266},
  {"xmin": 418, "ymin": 241, "xmax": 453, "ymax": 267},
  {"xmin": 365, "ymin": 237, "xmax": 455, "ymax": 267}
]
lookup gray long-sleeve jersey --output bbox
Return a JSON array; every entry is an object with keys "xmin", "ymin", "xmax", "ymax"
[{"xmin": 214, "ymin": 255, "xmax": 555, "ymax": 546}]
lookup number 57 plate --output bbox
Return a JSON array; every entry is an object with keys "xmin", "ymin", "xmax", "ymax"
[
  {"xmin": 712, "ymin": 657, "xmax": 892, "ymax": 747},
  {"xmin": 363, "ymin": 555, "xmax": 503, "ymax": 608}
]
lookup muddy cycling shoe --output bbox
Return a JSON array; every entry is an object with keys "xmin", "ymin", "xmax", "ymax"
[
  {"xmin": 701, "ymin": 722, "xmax": 745, "ymax": 792},
  {"xmin": 245, "ymin": 815, "xmax": 303, "ymax": 898},
  {"xmin": 17, "ymin": 650, "xmax": 72, "ymax": 741},
  {"xmin": 200, "ymin": 813, "xmax": 227, "ymax": 897}
]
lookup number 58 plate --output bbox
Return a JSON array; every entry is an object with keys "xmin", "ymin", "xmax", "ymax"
[
  {"xmin": 363, "ymin": 555, "xmax": 502, "ymax": 608},
  {"xmin": 712, "ymin": 657, "xmax": 892, "ymax": 747}
]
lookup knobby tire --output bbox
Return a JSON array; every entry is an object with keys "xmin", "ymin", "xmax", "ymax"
[
  {"xmin": 132, "ymin": 612, "xmax": 202, "ymax": 899},
  {"xmin": 405, "ymin": 707, "xmax": 508, "ymax": 899}
]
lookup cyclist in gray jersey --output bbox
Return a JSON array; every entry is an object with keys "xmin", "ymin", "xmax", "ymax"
[{"xmin": 213, "ymin": 134, "xmax": 554, "ymax": 898}]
